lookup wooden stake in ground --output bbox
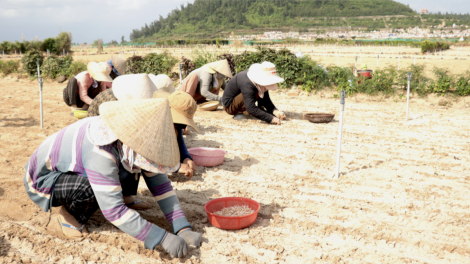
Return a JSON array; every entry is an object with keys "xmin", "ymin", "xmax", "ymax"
[
  {"xmin": 334, "ymin": 89, "xmax": 346, "ymax": 179},
  {"xmin": 406, "ymin": 72, "xmax": 412, "ymax": 121},
  {"xmin": 36, "ymin": 59, "xmax": 44, "ymax": 129}
]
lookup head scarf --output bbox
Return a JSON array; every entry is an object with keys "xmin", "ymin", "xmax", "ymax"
[
  {"xmin": 116, "ymin": 141, "xmax": 180, "ymax": 174},
  {"xmin": 247, "ymin": 75, "xmax": 272, "ymax": 99},
  {"xmin": 107, "ymin": 59, "xmax": 121, "ymax": 77}
]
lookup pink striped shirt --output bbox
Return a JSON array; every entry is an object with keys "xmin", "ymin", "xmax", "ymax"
[{"xmin": 75, "ymin": 71, "xmax": 112, "ymax": 105}]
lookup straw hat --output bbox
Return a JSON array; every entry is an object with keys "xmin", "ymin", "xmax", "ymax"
[
  {"xmin": 113, "ymin": 74, "xmax": 158, "ymax": 100},
  {"xmin": 111, "ymin": 56, "xmax": 126, "ymax": 75},
  {"xmin": 99, "ymin": 98, "xmax": 180, "ymax": 167},
  {"xmin": 153, "ymin": 90, "xmax": 199, "ymax": 133},
  {"xmin": 87, "ymin": 62, "xmax": 113, "ymax": 82},
  {"xmin": 149, "ymin": 74, "xmax": 176, "ymax": 93},
  {"xmin": 204, "ymin": 59, "xmax": 233, "ymax": 78},
  {"xmin": 247, "ymin": 62, "xmax": 284, "ymax": 86}
]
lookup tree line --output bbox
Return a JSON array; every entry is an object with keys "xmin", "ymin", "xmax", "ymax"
[
  {"xmin": 0, "ymin": 32, "xmax": 72, "ymax": 55},
  {"xmin": 129, "ymin": 0, "xmax": 415, "ymax": 41}
]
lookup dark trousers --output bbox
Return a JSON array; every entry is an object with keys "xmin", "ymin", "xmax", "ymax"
[
  {"xmin": 120, "ymin": 172, "xmax": 140, "ymax": 196},
  {"xmin": 51, "ymin": 172, "xmax": 99, "ymax": 225}
]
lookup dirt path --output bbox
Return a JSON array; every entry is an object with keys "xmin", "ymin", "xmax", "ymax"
[{"xmin": 0, "ymin": 77, "xmax": 469, "ymax": 263}]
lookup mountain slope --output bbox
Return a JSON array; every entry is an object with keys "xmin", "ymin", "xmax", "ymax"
[{"xmin": 130, "ymin": 0, "xmax": 415, "ymax": 40}]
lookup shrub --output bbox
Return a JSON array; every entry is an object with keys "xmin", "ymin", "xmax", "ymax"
[
  {"xmin": 41, "ymin": 55, "xmax": 73, "ymax": 79},
  {"xmin": 141, "ymin": 52, "xmax": 178, "ymax": 75},
  {"xmin": 235, "ymin": 47, "xmax": 329, "ymax": 91},
  {"xmin": 328, "ymin": 66, "xmax": 354, "ymax": 86},
  {"xmin": 43, "ymin": 38, "xmax": 57, "ymax": 54},
  {"xmin": 396, "ymin": 64, "xmax": 431, "ymax": 96},
  {"xmin": 217, "ymin": 53, "xmax": 236, "ymax": 76},
  {"xmin": 21, "ymin": 50, "xmax": 44, "ymax": 77},
  {"xmin": 126, "ymin": 55, "xmax": 144, "ymax": 74},
  {"xmin": 55, "ymin": 32, "xmax": 72, "ymax": 54},
  {"xmin": 369, "ymin": 66, "xmax": 397, "ymax": 95},
  {"xmin": 62, "ymin": 60, "xmax": 87, "ymax": 77},
  {"xmin": 94, "ymin": 39, "xmax": 103, "ymax": 53},
  {"xmin": 180, "ymin": 56, "xmax": 196, "ymax": 77},
  {"xmin": 421, "ymin": 40, "xmax": 451, "ymax": 54},
  {"xmin": 0, "ymin": 60, "xmax": 20, "ymax": 75},
  {"xmin": 192, "ymin": 48, "xmax": 221, "ymax": 68},
  {"xmin": 431, "ymin": 67, "xmax": 452, "ymax": 95},
  {"xmin": 455, "ymin": 74, "xmax": 470, "ymax": 96}
]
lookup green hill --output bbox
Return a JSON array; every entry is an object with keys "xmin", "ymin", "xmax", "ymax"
[{"xmin": 130, "ymin": 0, "xmax": 415, "ymax": 41}]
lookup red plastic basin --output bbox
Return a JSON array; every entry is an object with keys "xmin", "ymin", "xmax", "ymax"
[
  {"xmin": 357, "ymin": 70, "xmax": 373, "ymax": 78},
  {"xmin": 204, "ymin": 197, "xmax": 260, "ymax": 230}
]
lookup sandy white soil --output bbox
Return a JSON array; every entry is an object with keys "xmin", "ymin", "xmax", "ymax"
[{"xmin": 0, "ymin": 76, "xmax": 469, "ymax": 263}]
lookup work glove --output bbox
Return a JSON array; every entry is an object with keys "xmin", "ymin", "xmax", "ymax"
[
  {"xmin": 159, "ymin": 232, "xmax": 188, "ymax": 258},
  {"xmin": 273, "ymin": 110, "xmax": 286, "ymax": 120},
  {"xmin": 178, "ymin": 228, "xmax": 202, "ymax": 248}
]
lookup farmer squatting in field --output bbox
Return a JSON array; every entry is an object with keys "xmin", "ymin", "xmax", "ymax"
[
  {"xmin": 179, "ymin": 59, "xmax": 232, "ymax": 104},
  {"xmin": 223, "ymin": 61, "xmax": 287, "ymax": 125},
  {"xmin": 23, "ymin": 98, "xmax": 202, "ymax": 258},
  {"xmin": 84, "ymin": 74, "xmax": 198, "ymax": 210},
  {"xmin": 69, "ymin": 56, "xmax": 126, "ymax": 112}
]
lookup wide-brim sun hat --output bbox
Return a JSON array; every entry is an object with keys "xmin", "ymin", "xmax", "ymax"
[
  {"xmin": 87, "ymin": 62, "xmax": 113, "ymax": 82},
  {"xmin": 153, "ymin": 91, "xmax": 199, "ymax": 133},
  {"xmin": 203, "ymin": 59, "xmax": 233, "ymax": 78},
  {"xmin": 149, "ymin": 74, "xmax": 176, "ymax": 93},
  {"xmin": 247, "ymin": 61, "xmax": 284, "ymax": 86},
  {"xmin": 99, "ymin": 98, "xmax": 180, "ymax": 167},
  {"xmin": 111, "ymin": 56, "xmax": 126, "ymax": 75},
  {"xmin": 113, "ymin": 73, "xmax": 158, "ymax": 100}
]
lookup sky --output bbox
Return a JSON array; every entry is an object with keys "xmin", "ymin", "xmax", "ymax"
[{"xmin": 1, "ymin": 0, "xmax": 470, "ymax": 44}]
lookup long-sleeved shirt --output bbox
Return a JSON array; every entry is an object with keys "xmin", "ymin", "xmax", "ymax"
[
  {"xmin": 24, "ymin": 117, "xmax": 190, "ymax": 250},
  {"xmin": 177, "ymin": 128, "xmax": 192, "ymax": 162},
  {"xmin": 75, "ymin": 71, "xmax": 112, "ymax": 105},
  {"xmin": 222, "ymin": 71, "xmax": 277, "ymax": 123},
  {"xmin": 187, "ymin": 67, "xmax": 226, "ymax": 102}
]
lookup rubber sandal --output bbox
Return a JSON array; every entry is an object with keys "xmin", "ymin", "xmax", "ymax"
[
  {"xmin": 125, "ymin": 199, "xmax": 152, "ymax": 210},
  {"xmin": 57, "ymin": 215, "xmax": 84, "ymax": 239}
]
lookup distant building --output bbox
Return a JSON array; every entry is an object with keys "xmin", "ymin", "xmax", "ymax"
[{"xmin": 419, "ymin": 9, "xmax": 429, "ymax": 14}]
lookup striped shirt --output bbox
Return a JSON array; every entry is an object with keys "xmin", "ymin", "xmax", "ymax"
[{"xmin": 24, "ymin": 117, "xmax": 191, "ymax": 249}]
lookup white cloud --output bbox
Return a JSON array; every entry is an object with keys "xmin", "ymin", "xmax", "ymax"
[
  {"xmin": 0, "ymin": 9, "xmax": 21, "ymax": 17},
  {"xmin": 0, "ymin": 0, "xmax": 190, "ymax": 43},
  {"xmin": 113, "ymin": 0, "xmax": 151, "ymax": 10}
]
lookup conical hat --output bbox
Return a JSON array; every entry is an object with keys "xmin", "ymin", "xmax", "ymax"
[
  {"xmin": 149, "ymin": 74, "xmax": 176, "ymax": 93},
  {"xmin": 113, "ymin": 74, "xmax": 158, "ymax": 100},
  {"xmin": 87, "ymin": 62, "xmax": 113, "ymax": 82},
  {"xmin": 111, "ymin": 56, "xmax": 126, "ymax": 75},
  {"xmin": 205, "ymin": 59, "xmax": 233, "ymax": 78},
  {"xmin": 99, "ymin": 98, "xmax": 180, "ymax": 167}
]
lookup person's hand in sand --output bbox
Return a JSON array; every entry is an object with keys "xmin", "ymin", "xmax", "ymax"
[
  {"xmin": 178, "ymin": 163, "xmax": 194, "ymax": 178},
  {"xmin": 273, "ymin": 110, "xmax": 286, "ymax": 120},
  {"xmin": 271, "ymin": 117, "xmax": 281, "ymax": 125},
  {"xmin": 183, "ymin": 158, "xmax": 197, "ymax": 175}
]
